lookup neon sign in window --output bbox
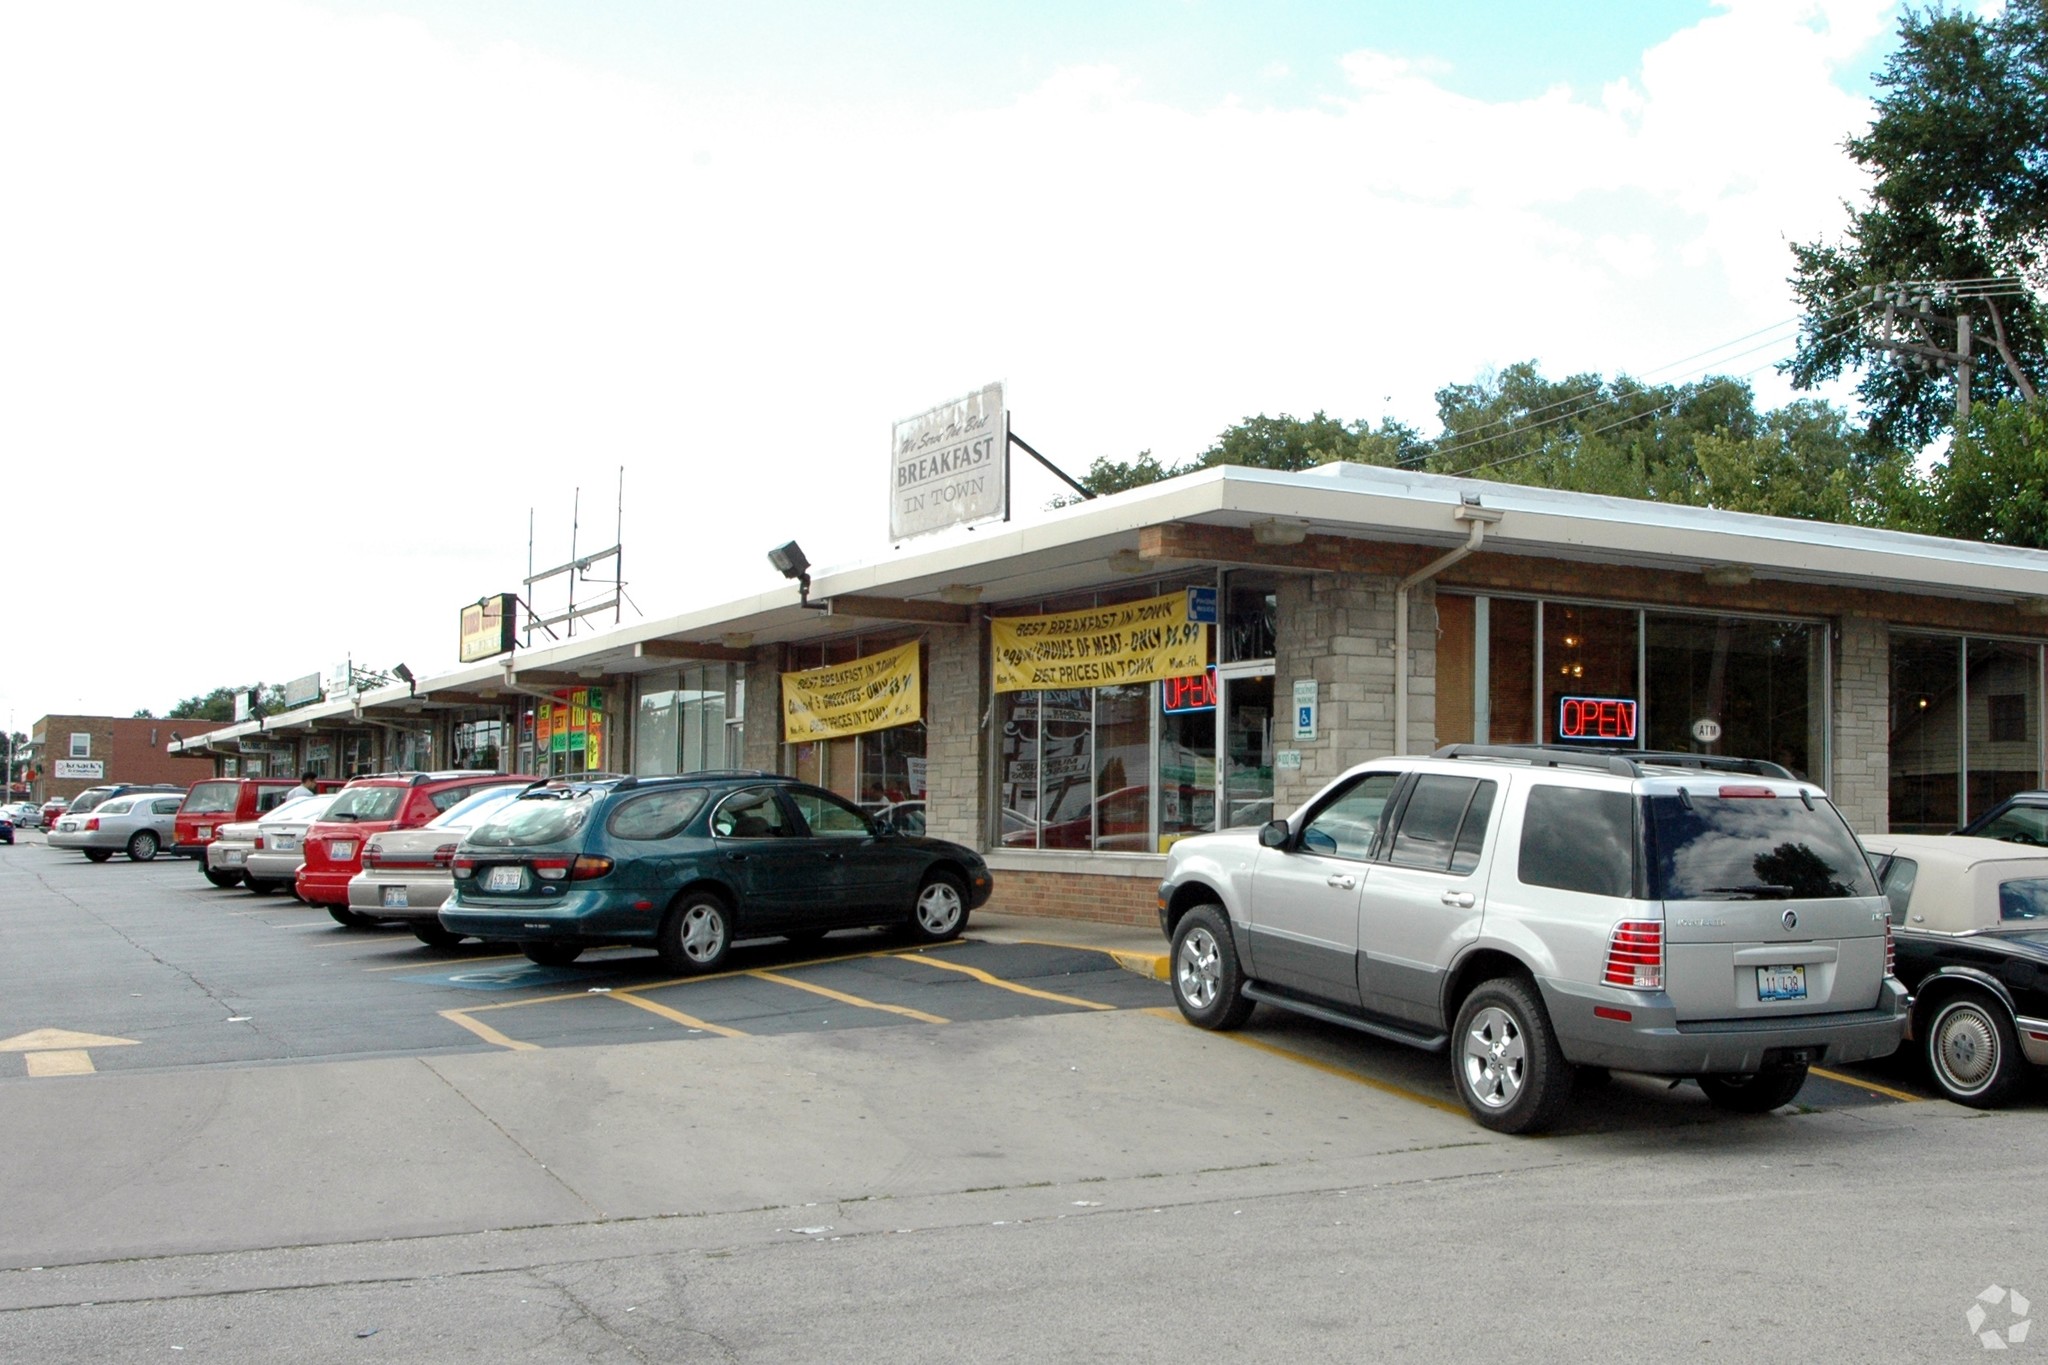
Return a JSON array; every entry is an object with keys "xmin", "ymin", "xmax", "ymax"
[
  {"xmin": 1161, "ymin": 667, "xmax": 1218, "ymax": 714},
  {"xmin": 1558, "ymin": 695, "xmax": 1638, "ymax": 742}
]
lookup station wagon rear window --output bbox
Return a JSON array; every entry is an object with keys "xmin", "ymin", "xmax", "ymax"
[
  {"xmin": 324, "ymin": 787, "xmax": 406, "ymax": 821},
  {"xmin": 607, "ymin": 789, "xmax": 709, "ymax": 841},
  {"xmin": 183, "ymin": 782, "xmax": 239, "ymax": 815},
  {"xmin": 470, "ymin": 792, "xmax": 594, "ymax": 847},
  {"xmin": 1646, "ymin": 793, "xmax": 1877, "ymax": 901}
]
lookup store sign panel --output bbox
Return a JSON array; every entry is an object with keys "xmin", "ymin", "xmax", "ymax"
[
  {"xmin": 991, "ymin": 593, "xmax": 1208, "ymax": 693},
  {"xmin": 54, "ymin": 759, "xmax": 104, "ymax": 779},
  {"xmin": 891, "ymin": 383, "xmax": 1008, "ymax": 541},
  {"xmin": 782, "ymin": 640, "xmax": 923, "ymax": 742},
  {"xmin": 459, "ymin": 593, "xmax": 518, "ymax": 663},
  {"xmin": 1558, "ymin": 695, "xmax": 1639, "ymax": 742}
]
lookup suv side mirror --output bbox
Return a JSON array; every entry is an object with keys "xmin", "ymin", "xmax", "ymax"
[{"xmin": 1258, "ymin": 820, "xmax": 1291, "ymax": 849}]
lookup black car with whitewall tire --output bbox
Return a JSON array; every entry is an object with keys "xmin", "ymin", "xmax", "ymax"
[
  {"xmin": 440, "ymin": 772, "xmax": 995, "ymax": 971},
  {"xmin": 1863, "ymin": 833, "xmax": 2048, "ymax": 1107}
]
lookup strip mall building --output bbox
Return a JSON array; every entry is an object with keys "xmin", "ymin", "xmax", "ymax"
[{"xmin": 173, "ymin": 464, "xmax": 2048, "ymax": 926}]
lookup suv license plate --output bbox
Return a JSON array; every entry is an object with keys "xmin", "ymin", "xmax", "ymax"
[
  {"xmin": 197, "ymin": 826, "xmax": 213, "ymax": 840},
  {"xmin": 1757, "ymin": 965, "xmax": 1807, "ymax": 1002},
  {"xmin": 331, "ymin": 840, "xmax": 358, "ymax": 861},
  {"xmin": 381, "ymin": 885, "xmax": 409, "ymax": 909},
  {"xmin": 485, "ymin": 866, "xmax": 527, "ymax": 894}
]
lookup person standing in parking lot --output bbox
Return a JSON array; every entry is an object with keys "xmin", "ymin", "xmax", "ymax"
[{"xmin": 296, "ymin": 771, "xmax": 319, "ymax": 799}]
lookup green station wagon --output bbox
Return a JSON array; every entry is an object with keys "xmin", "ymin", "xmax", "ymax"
[{"xmin": 440, "ymin": 772, "xmax": 994, "ymax": 969}]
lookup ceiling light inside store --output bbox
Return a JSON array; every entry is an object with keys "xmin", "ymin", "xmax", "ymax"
[{"xmin": 1252, "ymin": 518, "xmax": 1309, "ymax": 547}]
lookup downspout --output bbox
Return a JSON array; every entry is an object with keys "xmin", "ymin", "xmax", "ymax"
[{"xmin": 1395, "ymin": 498, "xmax": 1504, "ymax": 755}]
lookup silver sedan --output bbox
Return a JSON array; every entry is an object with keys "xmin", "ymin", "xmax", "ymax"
[
  {"xmin": 48, "ymin": 793, "xmax": 186, "ymax": 862},
  {"xmin": 241, "ymin": 792, "xmax": 342, "ymax": 895},
  {"xmin": 348, "ymin": 784, "xmax": 530, "ymax": 947}
]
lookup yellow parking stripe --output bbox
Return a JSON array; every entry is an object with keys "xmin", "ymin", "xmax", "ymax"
[
  {"xmin": 439, "ymin": 1009, "xmax": 541, "ymax": 1051},
  {"xmin": 911, "ymin": 954, "xmax": 1117, "ymax": 1010},
  {"xmin": 1811, "ymin": 1066, "xmax": 1924, "ymax": 1102},
  {"xmin": 747, "ymin": 970, "xmax": 948, "ymax": 1024},
  {"xmin": 610, "ymin": 991, "xmax": 749, "ymax": 1038},
  {"xmin": 1143, "ymin": 1007, "xmax": 1468, "ymax": 1116}
]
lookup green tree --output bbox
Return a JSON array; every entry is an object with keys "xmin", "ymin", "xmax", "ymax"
[
  {"xmin": 1788, "ymin": 0, "xmax": 2047, "ymax": 446},
  {"xmin": 1932, "ymin": 399, "xmax": 2048, "ymax": 548},
  {"xmin": 1056, "ymin": 411, "xmax": 1424, "ymax": 504},
  {"xmin": 169, "ymin": 683, "xmax": 285, "ymax": 722}
]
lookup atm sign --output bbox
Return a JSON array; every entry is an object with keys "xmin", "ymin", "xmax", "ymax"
[{"xmin": 1558, "ymin": 695, "xmax": 1638, "ymax": 742}]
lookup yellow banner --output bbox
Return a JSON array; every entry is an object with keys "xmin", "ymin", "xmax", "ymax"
[
  {"xmin": 991, "ymin": 592, "xmax": 1208, "ymax": 693},
  {"xmin": 781, "ymin": 640, "xmax": 923, "ymax": 741}
]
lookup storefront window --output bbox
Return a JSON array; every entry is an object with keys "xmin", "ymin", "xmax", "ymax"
[
  {"xmin": 1542, "ymin": 603, "xmax": 1639, "ymax": 746},
  {"xmin": 1970, "ymin": 639, "xmax": 2040, "ymax": 820},
  {"xmin": 390, "ymin": 728, "xmax": 433, "ymax": 772},
  {"xmin": 635, "ymin": 665, "xmax": 740, "ymax": 777},
  {"xmin": 1892, "ymin": 633, "xmax": 2044, "ymax": 831},
  {"xmin": 1644, "ymin": 615, "xmax": 1823, "ymax": 778},
  {"xmin": 780, "ymin": 639, "xmax": 920, "ymax": 805},
  {"xmin": 303, "ymin": 739, "xmax": 336, "ymax": 779},
  {"xmin": 451, "ymin": 718, "xmax": 506, "ymax": 771},
  {"xmin": 527, "ymin": 688, "xmax": 609, "ymax": 778}
]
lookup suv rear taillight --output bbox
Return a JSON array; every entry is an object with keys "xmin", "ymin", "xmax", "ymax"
[
  {"xmin": 1603, "ymin": 921, "xmax": 1664, "ymax": 990},
  {"xmin": 1884, "ymin": 917, "xmax": 1896, "ymax": 978}
]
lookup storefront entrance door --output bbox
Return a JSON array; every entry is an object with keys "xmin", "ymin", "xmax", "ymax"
[{"xmin": 1219, "ymin": 671, "xmax": 1274, "ymax": 828}]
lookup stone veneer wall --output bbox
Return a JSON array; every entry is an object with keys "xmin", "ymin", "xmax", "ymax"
[
  {"xmin": 741, "ymin": 646, "xmax": 783, "ymax": 774},
  {"xmin": 921, "ymin": 623, "xmax": 986, "ymax": 847},
  {"xmin": 1272, "ymin": 572, "xmax": 1437, "ymax": 815},
  {"xmin": 1831, "ymin": 615, "xmax": 1890, "ymax": 834}
]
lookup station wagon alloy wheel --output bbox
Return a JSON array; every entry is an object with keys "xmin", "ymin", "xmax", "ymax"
[
  {"xmin": 658, "ymin": 894, "xmax": 733, "ymax": 974},
  {"xmin": 909, "ymin": 872, "xmax": 968, "ymax": 942}
]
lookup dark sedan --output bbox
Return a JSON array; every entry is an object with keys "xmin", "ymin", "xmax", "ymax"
[
  {"xmin": 441, "ymin": 772, "xmax": 995, "ymax": 970},
  {"xmin": 1864, "ymin": 833, "xmax": 2048, "ymax": 1107},
  {"xmin": 1958, "ymin": 790, "xmax": 2048, "ymax": 845}
]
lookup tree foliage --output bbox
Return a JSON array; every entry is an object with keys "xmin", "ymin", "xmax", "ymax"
[
  {"xmin": 1789, "ymin": 0, "xmax": 2048, "ymax": 446},
  {"xmin": 169, "ymin": 683, "xmax": 284, "ymax": 722},
  {"xmin": 1934, "ymin": 399, "xmax": 2048, "ymax": 548},
  {"xmin": 1063, "ymin": 411, "xmax": 1425, "ymax": 503}
]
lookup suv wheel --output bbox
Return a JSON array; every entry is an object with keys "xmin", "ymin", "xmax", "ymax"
[
  {"xmin": 658, "ymin": 893, "xmax": 732, "ymax": 974},
  {"xmin": 1170, "ymin": 904, "xmax": 1254, "ymax": 1031},
  {"xmin": 1924, "ymin": 991, "xmax": 2022, "ymax": 1108},
  {"xmin": 1698, "ymin": 1067, "xmax": 1809, "ymax": 1113},
  {"xmin": 1453, "ymin": 977, "xmax": 1571, "ymax": 1134},
  {"xmin": 908, "ymin": 871, "xmax": 968, "ymax": 943},
  {"xmin": 127, "ymin": 831, "xmax": 160, "ymax": 862}
]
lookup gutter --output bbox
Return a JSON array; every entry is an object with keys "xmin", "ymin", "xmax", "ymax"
[{"xmin": 1394, "ymin": 497, "xmax": 1504, "ymax": 755}]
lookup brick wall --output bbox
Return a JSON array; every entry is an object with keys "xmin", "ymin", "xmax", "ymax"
[
  {"xmin": 982, "ymin": 865, "xmax": 1159, "ymax": 927},
  {"xmin": 30, "ymin": 715, "xmax": 226, "ymax": 803}
]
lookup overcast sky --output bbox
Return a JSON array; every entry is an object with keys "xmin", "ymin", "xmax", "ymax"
[{"xmin": 1, "ymin": 0, "xmax": 1920, "ymax": 723}]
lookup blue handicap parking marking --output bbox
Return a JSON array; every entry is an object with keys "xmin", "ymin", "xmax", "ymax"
[{"xmin": 393, "ymin": 965, "xmax": 591, "ymax": 991}]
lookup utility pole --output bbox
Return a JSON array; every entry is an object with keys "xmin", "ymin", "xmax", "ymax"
[{"xmin": 1861, "ymin": 278, "xmax": 2038, "ymax": 425}]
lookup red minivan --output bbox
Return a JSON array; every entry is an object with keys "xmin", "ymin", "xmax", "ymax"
[
  {"xmin": 299, "ymin": 771, "xmax": 534, "ymax": 926},
  {"xmin": 179, "ymin": 777, "xmax": 345, "ymax": 886}
]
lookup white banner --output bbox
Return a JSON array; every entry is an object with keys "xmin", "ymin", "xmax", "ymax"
[{"xmin": 891, "ymin": 382, "xmax": 1008, "ymax": 540}]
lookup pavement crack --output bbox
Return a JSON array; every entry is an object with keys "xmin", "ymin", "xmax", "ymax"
[{"xmin": 415, "ymin": 1057, "xmax": 606, "ymax": 1219}]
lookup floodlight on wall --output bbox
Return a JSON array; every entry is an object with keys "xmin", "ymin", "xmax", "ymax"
[
  {"xmin": 769, "ymin": 540, "xmax": 830, "ymax": 609},
  {"xmin": 1702, "ymin": 564, "xmax": 1754, "ymax": 588},
  {"xmin": 393, "ymin": 662, "xmax": 416, "ymax": 697},
  {"xmin": 1251, "ymin": 518, "xmax": 1309, "ymax": 547}
]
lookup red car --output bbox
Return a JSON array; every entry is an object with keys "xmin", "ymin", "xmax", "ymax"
[
  {"xmin": 178, "ymin": 776, "xmax": 345, "ymax": 886},
  {"xmin": 298, "ymin": 772, "xmax": 534, "ymax": 926}
]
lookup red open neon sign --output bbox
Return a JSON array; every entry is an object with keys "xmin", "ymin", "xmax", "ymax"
[
  {"xmin": 1161, "ymin": 668, "xmax": 1218, "ymax": 714},
  {"xmin": 1558, "ymin": 695, "xmax": 1638, "ymax": 742}
]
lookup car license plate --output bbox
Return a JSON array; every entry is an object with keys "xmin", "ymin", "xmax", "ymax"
[
  {"xmin": 1757, "ymin": 965, "xmax": 1807, "ymax": 1002},
  {"xmin": 485, "ymin": 866, "xmax": 527, "ymax": 894},
  {"xmin": 222, "ymin": 849, "xmax": 246, "ymax": 865},
  {"xmin": 381, "ymin": 885, "xmax": 409, "ymax": 909},
  {"xmin": 274, "ymin": 834, "xmax": 297, "ymax": 851},
  {"xmin": 331, "ymin": 840, "xmax": 358, "ymax": 861},
  {"xmin": 197, "ymin": 826, "xmax": 213, "ymax": 840}
]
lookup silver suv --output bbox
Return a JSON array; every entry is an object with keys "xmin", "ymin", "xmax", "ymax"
[{"xmin": 1158, "ymin": 745, "xmax": 1907, "ymax": 1133}]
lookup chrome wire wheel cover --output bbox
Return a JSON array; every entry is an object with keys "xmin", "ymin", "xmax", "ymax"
[
  {"xmin": 1931, "ymin": 1000, "xmax": 2000, "ymax": 1095},
  {"xmin": 915, "ymin": 881, "xmax": 963, "ymax": 935},
  {"xmin": 679, "ymin": 904, "xmax": 727, "ymax": 963},
  {"xmin": 1176, "ymin": 925, "xmax": 1222, "ymax": 1010},
  {"xmin": 1461, "ymin": 1005, "xmax": 1527, "ymax": 1110}
]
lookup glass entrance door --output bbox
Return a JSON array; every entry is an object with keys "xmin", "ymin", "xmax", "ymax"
[{"xmin": 1219, "ymin": 672, "xmax": 1275, "ymax": 828}]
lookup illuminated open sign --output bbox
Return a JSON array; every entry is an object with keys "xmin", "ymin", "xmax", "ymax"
[
  {"xmin": 1161, "ymin": 667, "xmax": 1218, "ymax": 714},
  {"xmin": 1558, "ymin": 695, "xmax": 1638, "ymax": 742}
]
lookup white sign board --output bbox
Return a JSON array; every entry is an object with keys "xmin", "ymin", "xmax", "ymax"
[
  {"xmin": 1691, "ymin": 718, "xmax": 1723, "ymax": 744},
  {"xmin": 1293, "ymin": 679, "xmax": 1319, "ymax": 742},
  {"xmin": 55, "ymin": 759, "xmax": 104, "ymax": 779},
  {"xmin": 890, "ymin": 382, "xmax": 1008, "ymax": 540}
]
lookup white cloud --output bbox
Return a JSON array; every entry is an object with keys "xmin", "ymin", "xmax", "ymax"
[{"xmin": 0, "ymin": 1, "xmax": 1894, "ymax": 716}]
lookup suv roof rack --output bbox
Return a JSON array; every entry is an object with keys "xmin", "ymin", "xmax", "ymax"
[{"xmin": 1431, "ymin": 743, "xmax": 1798, "ymax": 781}]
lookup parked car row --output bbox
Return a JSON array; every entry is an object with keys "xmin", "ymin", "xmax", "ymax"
[{"xmin": 3, "ymin": 801, "xmax": 42, "ymax": 829}]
